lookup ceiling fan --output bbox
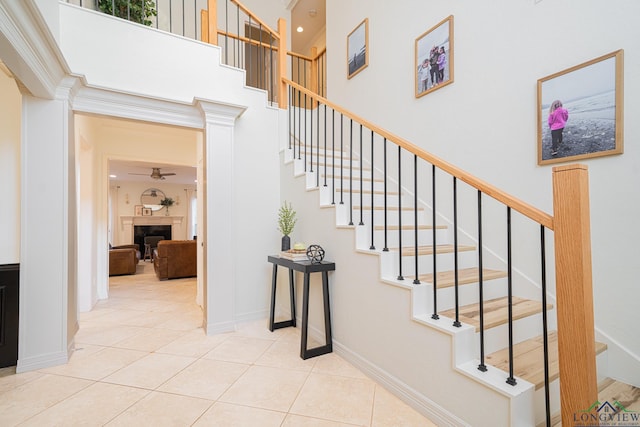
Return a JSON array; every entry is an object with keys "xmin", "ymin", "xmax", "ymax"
[{"xmin": 128, "ymin": 167, "xmax": 176, "ymax": 180}]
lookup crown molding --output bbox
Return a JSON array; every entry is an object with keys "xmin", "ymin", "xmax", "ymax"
[
  {"xmin": 0, "ymin": 0, "xmax": 68, "ymax": 99},
  {"xmin": 196, "ymin": 99, "xmax": 247, "ymax": 127},
  {"xmin": 71, "ymin": 82, "xmax": 205, "ymax": 129}
]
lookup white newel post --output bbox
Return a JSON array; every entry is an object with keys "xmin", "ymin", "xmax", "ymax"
[
  {"xmin": 18, "ymin": 88, "xmax": 76, "ymax": 372},
  {"xmin": 198, "ymin": 100, "xmax": 246, "ymax": 335}
]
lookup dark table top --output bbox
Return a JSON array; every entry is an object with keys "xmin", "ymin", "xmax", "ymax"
[{"xmin": 268, "ymin": 255, "xmax": 335, "ymax": 273}]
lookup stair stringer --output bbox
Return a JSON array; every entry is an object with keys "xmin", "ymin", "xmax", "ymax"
[{"xmin": 280, "ymin": 151, "xmax": 536, "ymax": 427}]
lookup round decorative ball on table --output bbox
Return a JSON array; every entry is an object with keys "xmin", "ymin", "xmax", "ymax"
[{"xmin": 306, "ymin": 244, "xmax": 325, "ymax": 263}]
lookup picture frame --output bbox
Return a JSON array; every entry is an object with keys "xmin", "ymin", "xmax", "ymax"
[
  {"xmin": 347, "ymin": 18, "xmax": 368, "ymax": 79},
  {"xmin": 134, "ymin": 205, "xmax": 143, "ymax": 216},
  {"xmin": 537, "ymin": 49, "xmax": 624, "ymax": 165},
  {"xmin": 415, "ymin": 15, "xmax": 454, "ymax": 97},
  {"xmin": 142, "ymin": 207, "xmax": 152, "ymax": 216}
]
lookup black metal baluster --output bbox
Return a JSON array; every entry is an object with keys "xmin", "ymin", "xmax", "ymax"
[
  {"xmin": 169, "ymin": 0, "xmax": 172, "ymax": 33},
  {"xmin": 297, "ymin": 87, "xmax": 301, "ymax": 160},
  {"xmin": 370, "ymin": 130, "xmax": 375, "ymax": 250},
  {"xmin": 259, "ymin": 24, "xmax": 263, "ymax": 90},
  {"xmin": 324, "ymin": 105, "xmax": 327, "ymax": 187},
  {"xmin": 478, "ymin": 191, "xmax": 487, "ymax": 372},
  {"xmin": 224, "ymin": 1, "xmax": 229, "ymax": 61},
  {"xmin": 270, "ymin": 38, "xmax": 274, "ymax": 103},
  {"xmin": 248, "ymin": 17, "xmax": 252, "ymax": 86},
  {"xmin": 413, "ymin": 155, "xmax": 420, "ymax": 284},
  {"xmin": 331, "ymin": 109, "xmax": 335, "ymax": 204},
  {"xmin": 289, "ymin": 86, "xmax": 292, "ymax": 150},
  {"xmin": 304, "ymin": 88, "xmax": 307, "ymax": 171},
  {"xmin": 541, "ymin": 225, "xmax": 551, "ymax": 426},
  {"xmin": 236, "ymin": 3, "xmax": 240, "ymax": 67},
  {"xmin": 359, "ymin": 124, "xmax": 364, "ymax": 226},
  {"xmin": 383, "ymin": 138, "xmax": 388, "ymax": 252},
  {"xmin": 397, "ymin": 146, "xmax": 403, "ymax": 281},
  {"xmin": 310, "ymin": 93, "xmax": 314, "ymax": 174},
  {"xmin": 506, "ymin": 207, "xmax": 517, "ymax": 386},
  {"xmin": 453, "ymin": 177, "xmax": 461, "ymax": 327},
  {"xmin": 316, "ymin": 102, "xmax": 320, "ymax": 187},
  {"xmin": 340, "ymin": 114, "xmax": 344, "ymax": 205},
  {"xmin": 431, "ymin": 165, "xmax": 439, "ymax": 319},
  {"xmin": 182, "ymin": 0, "xmax": 185, "ymax": 36},
  {"xmin": 349, "ymin": 119, "xmax": 354, "ymax": 226}
]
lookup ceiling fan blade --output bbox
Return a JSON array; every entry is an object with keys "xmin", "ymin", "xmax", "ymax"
[
  {"xmin": 128, "ymin": 173, "xmax": 150, "ymax": 175},
  {"xmin": 160, "ymin": 173, "xmax": 177, "ymax": 176}
]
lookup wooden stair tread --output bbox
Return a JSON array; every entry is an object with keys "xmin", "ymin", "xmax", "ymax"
[
  {"xmin": 440, "ymin": 296, "xmax": 553, "ymax": 333},
  {"xmin": 417, "ymin": 268, "xmax": 507, "ymax": 288},
  {"xmin": 335, "ymin": 188, "xmax": 400, "ymax": 195},
  {"xmin": 598, "ymin": 377, "xmax": 640, "ymax": 413},
  {"xmin": 486, "ymin": 332, "xmax": 607, "ymax": 391},
  {"xmin": 322, "ymin": 174, "xmax": 384, "ymax": 183},
  {"xmin": 390, "ymin": 244, "xmax": 475, "ymax": 256}
]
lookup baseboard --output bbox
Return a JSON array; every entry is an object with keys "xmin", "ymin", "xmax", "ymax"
[
  {"xmin": 16, "ymin": 350, "xmax": 69, "ymax": 373},
  {"xmin": 234, "ymin": 309, "xmax": 269, "ymax": 324},
  {"xmin": 305, "ymin": 323, "xmax": 470, "ymax": 427},
  {"xmin": 595, "ymin": 327, "xmax": 640, "ymax": 387},
  {"xmin": 204, "ymin": 320, "xmax": 236, "ymax": 335}
]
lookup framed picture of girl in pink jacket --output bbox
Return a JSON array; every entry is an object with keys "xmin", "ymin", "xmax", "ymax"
[{"xmin": 537, "ymin": 50, "xmax": 623, "ymax": 165}]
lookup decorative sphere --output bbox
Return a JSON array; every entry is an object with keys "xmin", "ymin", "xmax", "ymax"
[{"xmin": 306, "ymin": 244, "xmax": 325, "ymax": 263}]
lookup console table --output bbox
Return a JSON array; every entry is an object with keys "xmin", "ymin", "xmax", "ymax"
[{"xmin": 267, "ymin": 255, "xmax": 335, "ymax": 360}]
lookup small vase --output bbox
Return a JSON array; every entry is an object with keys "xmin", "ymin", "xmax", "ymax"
[{"xmin": 281, "ymin": 235, "xmax": 291, "ymax": 251}]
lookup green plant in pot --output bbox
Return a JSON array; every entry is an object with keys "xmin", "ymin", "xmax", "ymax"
[
  {"xmin": 160, "ymin": 197, "xmax": 174, "ymax": 216},
  {"xmin": 277, "ymin": 201, "xmax": 297, "ymax": 251},
  {"xmin": 98, "ymin": 0, "xmax": 158, "ymax": 26}
]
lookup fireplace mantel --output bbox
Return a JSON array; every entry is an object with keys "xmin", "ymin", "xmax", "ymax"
[{"xmin": 120, "ymin": 216, "xmax": 185, "ymax": 243}]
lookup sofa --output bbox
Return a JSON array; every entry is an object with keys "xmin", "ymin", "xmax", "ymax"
[
  {"xmin": 153, "ymin": 240, "xmax": 197, "ymax": 280},
  {"xmin": 109, "ymin": 244, "xmax": 140, "ymax": 276}
]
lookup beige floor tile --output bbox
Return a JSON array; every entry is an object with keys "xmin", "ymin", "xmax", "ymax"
[
  {"xmin": 193, "ymin": 402, "xmax": 286, "ymax": 427},
  {"xmin": 120, "ymin": 310, "xmax": 179, "ymax": 327},
  {"xmin": 155, "ymin": 310, "xmax": 204, "ymax": 331},
  {"xmin": 105, "ymin": 391, "xmax": 212, "ymax": 427},
  {"xmin": 0, "ymin": 374, "xmax": 92, "ymax": 425},
  {"xmin": 19, "ymin": 382, "xmax": 149, "ymax": 427},
  {"xmin": 255, "ymin": 338, "xmax": 318, "ymax": 372},
  {"xmin": 372, "ymin": 386, "xmax": 436, "ymax": 427},
  {"xmin": 203, "ymin": 335, "xmax": 274, "ymax": 364},
  {"xmin": 74, "ymin": 322, "xmax": 147, "ymax": 346},
  {"xmin": 290, "ymin": 373, "xmax": 375, "ymax": 426},
  {"xmin": 102, "ymin": 353, "xmax": 196, "ymax": 389},
  {"xmin": 158, "ymin": 359, "xmax": 249, "ymax": 400},
  {"xmin": 38, "ymin": 346, "xmax": 147, "ymax": 381},
  {"xmin": 235, "ymin": 318, "xmax": 292, "ymax": 341},
  {"xmin": 312, "ymin": 353, "xmax": 368, "ymax": 380},
  {"xmin": 0, "ymin": 368, "xmax": 44, "ymax": 396},
  {"xmin": 155, "ymin": 328, "xmax": 230, "ymax": 357},
  {"xmin": 282, "ymin": 414, "xmax": 359, "ymax": 427},
  {"xmin": 219, "ymin": 365, "xmax": 309, "ymax": 412},
  {"xmin": 110, "ymin": 327, "xmax": 185, "ymax": 352}
]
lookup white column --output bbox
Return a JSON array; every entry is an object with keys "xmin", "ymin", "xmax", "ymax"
[
  {"xmin": 198, "ymin": 100, "xmax": 246, "ymax": 335},
  {"xmin": 18, "ymin": 91, "xmax": 75, "ymax": 372}
]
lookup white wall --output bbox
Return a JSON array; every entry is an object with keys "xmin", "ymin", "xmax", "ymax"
[
  {"xmin": 325, "ymin": 0, "xmax": 640, "ymax": 365},
  {"xmin": 61, "ymin": 4, "xmax": 281, "ymax": 323},
  {"xmin": 0, "ymin": 72, "xmax": 21, "ymax": 264}
]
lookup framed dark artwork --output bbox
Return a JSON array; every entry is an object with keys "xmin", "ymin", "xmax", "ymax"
[
  {"xmin": 134, "ymin": 205, "xmax": 143, "ymax": 216},
  {"xmin": 415, "ymin": 15, "xmax": 454, "ymax": 97},
  {"xmin": 142, "ymin": 207, "xmax": 152, "ymax": 216},
  {"xmin": 347, "ymin": 18, "xmax": 368, "ymax": 79},
  {"xmin": 537, "ymin": 50, "xmax": 623, "ymax": 165}
]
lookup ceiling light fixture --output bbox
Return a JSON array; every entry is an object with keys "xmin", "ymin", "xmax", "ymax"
[
  {"xmin": 296, "ymin": 26, "xmax": 303, "ymax": 32},
  {"xmin": 109, "ymin": 174, "xmax": 117, "ymax": 178},
  {"xmin": 308, "ymin": 9, "xmax": 317, "ymax": 18}
]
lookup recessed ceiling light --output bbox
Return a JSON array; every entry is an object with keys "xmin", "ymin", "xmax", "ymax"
[
  {"xmin": 109, "ymin": 174, "xmax": 117, "ymax": 178},
  {"xmin": 296, "ymin": 26, "xmax": 304, "ymax": 33}
]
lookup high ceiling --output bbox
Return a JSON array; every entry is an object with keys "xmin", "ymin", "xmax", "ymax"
[
  {"xmin": 291, "ymin": 0, "xmax": 325, "ymax": 54},
  {"xmin": 108, "ymin": 159, "xmax": 196, "ymax": 185}
]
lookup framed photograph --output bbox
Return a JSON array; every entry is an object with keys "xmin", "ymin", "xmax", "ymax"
[
  {"xmin": 142, "ymin": 207, "xmax": 152, "ymax": 216},
  {"xmin": 415, "ymin": 15, "xmax": 454, "ymax": 97},
  {"xmin": 134, "ymin": 205, "xmax": 143, "ymax": 216},
  {"xmin": 537, "ymin": 49, "xmax": 623, "ymax": 165},
  {"xmin": 347, "ymin": 18, "xmax": 368, "ymax": 79}
]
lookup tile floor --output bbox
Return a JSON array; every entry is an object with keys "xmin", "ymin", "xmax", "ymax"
[{"xmin": 0, "ymin": 262, "xmax": 437, "ymax": 426}]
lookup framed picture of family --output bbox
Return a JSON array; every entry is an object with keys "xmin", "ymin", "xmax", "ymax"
[
  {"xmin": 415, "ymin": 15, "xmax": 454, "ymax": 98},
  {"xmin": 347, "ymin": 18, "xmax": 368, "ymax": 79},
  {"xmin": 537, "ymin": 49, "xmax": 624, "ymax": 165}
]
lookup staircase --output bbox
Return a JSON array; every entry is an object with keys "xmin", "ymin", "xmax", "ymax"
[{"xmin": 282, "ymin": 116, "xmax": 636, "ymax": 425}]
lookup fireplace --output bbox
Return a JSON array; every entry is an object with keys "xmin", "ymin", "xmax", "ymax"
[{"xmin": 134, "ymin": 225, "xmax": 172, "ymax": 249}]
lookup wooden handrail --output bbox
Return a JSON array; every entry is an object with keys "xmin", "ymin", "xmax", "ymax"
[
  {"xmin": 287, "ymin": 51, "xmax": 313, "ymax": 61},
  {"xmin": 283, "ymin": 78, "xmax": 554, "ymax": 229},
  {"xmin": 313, "ymin": 47, "xmax": 327, "ymax": 61},
  {"xmin": 216, "ymin": 30, "xmax": 280, "ymax": 51},
  {"xmin": 228, "ymin": 0, "xmax": 279, "ymax": 40}
]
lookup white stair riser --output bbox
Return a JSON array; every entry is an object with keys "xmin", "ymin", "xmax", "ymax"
[
  {"xmin": 382, "ymin": 251, "xmax": 478, "ymax": 278},
  {"xmin": 355, "ymin": 228, "xmax": 450, "ymax": 250},
  {"xmin": 432, "ymin": 278, "xmax": 508, "ymax": 311}
]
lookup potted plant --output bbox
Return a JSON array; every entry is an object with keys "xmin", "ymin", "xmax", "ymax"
[
  {"xmin": 277, "ymin": 201, "xmax": 297, "ymax": 251},
  {"xmin": 97, "ymin": 0, "xmax": 158, "ymax": 26},
  {"xmin": 160, "ymin": 197, "xmax": 174, "ymax": 216}
]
